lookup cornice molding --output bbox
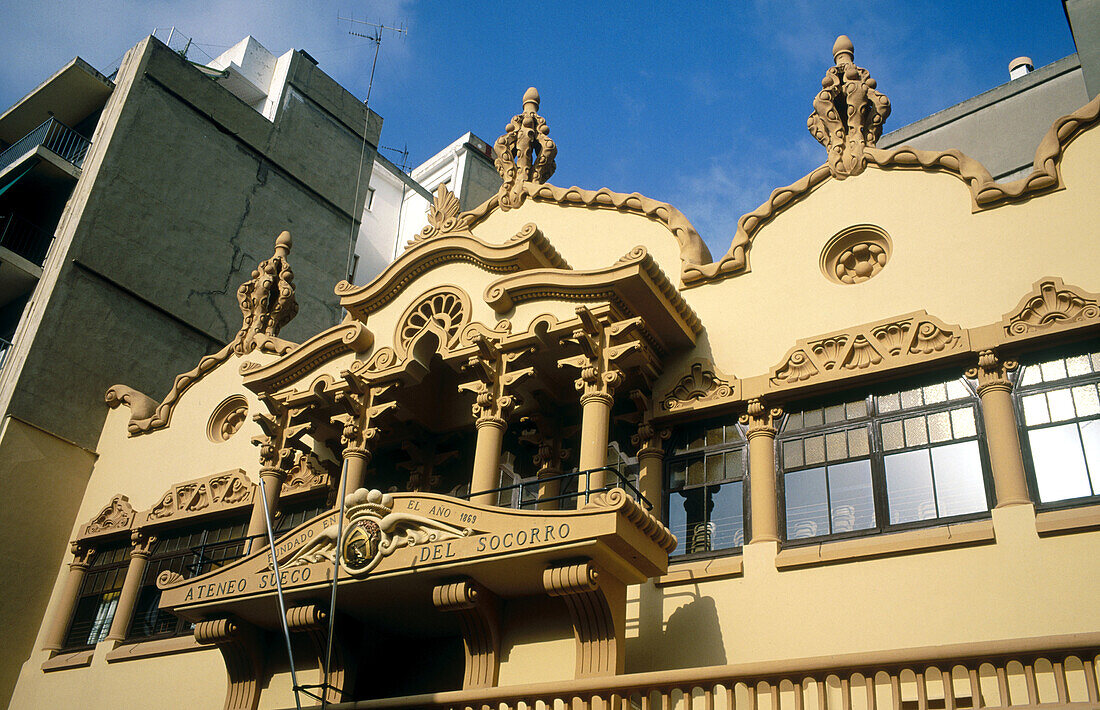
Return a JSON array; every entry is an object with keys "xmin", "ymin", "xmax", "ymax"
[
  {"xmin": 240, "ymin": 321, "xmax": 373, "ymax": 396},
  {"xmin": 484, "ymin": 246, "xmax": 701, "ymax": 351},
  {"xmin": 686, "ymin": 94, "xmax": 1100, "ymax": 288},
  {"xmin": 335, "ymin": 228, "xmax": 568, "ymax": 321}
]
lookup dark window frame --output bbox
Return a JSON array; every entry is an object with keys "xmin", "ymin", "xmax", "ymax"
[
  {"xmin": 61, "ymin": 542, "xmax": 131, "ymax": 651},
  {"xmin": 777, "ymin": 372, "xmax": 995, "ymax": 547},
  {"xmin": 127, "ymin": 516, "xmax": 250, "ymax": 641},
  {"xmin": 1012, "ymin": 347, "xmax": 1100, "ymax": 510},
  {"xmin": 664, "ymin": 416, "xmax": 749, "ymax": 558}
]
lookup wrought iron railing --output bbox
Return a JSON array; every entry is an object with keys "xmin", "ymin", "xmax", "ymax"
[
  {"xmin": 0, "ymin": 336, "xmax": 12, "ymax": 372},
  {"xmin": 0, "ymin": 117, "xmax": 91, "ymax": 174},
  {"xmin": 0, "ymin": 213, "xmax": 54, "ymax": 266},
  {"xmin": 463, "ymin": 465, "xmax": 653, "ymax": 511}
]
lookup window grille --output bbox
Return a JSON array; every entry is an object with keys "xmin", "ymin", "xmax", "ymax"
[
  {"xmin": 62, "ymin": 543, "xmax": 130, "ymax": 650},
  {"xmin": 127, "ymin": 518, "xmax": 249, "ymax": 640}
]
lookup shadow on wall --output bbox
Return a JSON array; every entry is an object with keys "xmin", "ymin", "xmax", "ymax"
[{"xmin": 626, "ymin": 584, "xmax": 727, "ymax": 672}]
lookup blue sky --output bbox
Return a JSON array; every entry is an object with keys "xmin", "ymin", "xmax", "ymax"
[{"xmin": 0, "ymin": 1, "xmax": 1078, "ymax": 256}]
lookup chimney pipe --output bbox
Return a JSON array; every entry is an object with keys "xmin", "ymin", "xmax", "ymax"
[{"xmin": 1009, "ymin": 56, "xmax": 1034, "ymax": 80}]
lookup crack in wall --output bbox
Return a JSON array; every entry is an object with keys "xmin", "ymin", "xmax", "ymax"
[{"xmin": 183, "ymin": 160, "xmax": 266, "ymax": 342}]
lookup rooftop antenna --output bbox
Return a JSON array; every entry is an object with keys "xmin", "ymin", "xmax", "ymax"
[
  {"xmin": 339, "ymin": 14, "xmax": 408, "ymax": 288},
  {"xmin": 324, "ymin": 21, "xmax": 409, "ymax": 707},
  {"xmin": 380, "ymin": 143, "xmax": 411, "ymax": 173}
]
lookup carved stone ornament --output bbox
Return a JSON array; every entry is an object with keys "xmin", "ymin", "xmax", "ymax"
[
  {"xmin": 207, "ymin": 395, "xmax": 249, "ymax": 443},
  {"xmin": 770, "ymin": 312, "xmax": 966, "ymax": 388},
  {"xmin": 1003, "ymin": 278, "xmax": 1100, "ymax": 336},
  {"xmin": 661, "ymin": 362, "xmax": 734, "ymax": 411},
  {"xmin": 494, "ymin": 87, "xmax": 557, "ymax": 210},
  {"xmin": 412, "ymin": 183, "xmax": 474, "ymax": 243},
  {"xmin": 82, "ymin": 494, "xmax": 134, "ymax": 536},
  {"xmin": 808, "ymin": 35, "xmax": 891, "ymax": 179},
  {"xmin": 820, "ymin": 224, "xmax": 892, "ymax": 285},
  {"xmin": 396, "ymin": 286, "xmax": 471, "ymax": 356},
  {"xmin": 278, "ymin": 488, "xmax": 471, "ymax": 577},
  {"xmin": 232, "ymin": 230, "xmax": 299, "ymax": 355},
  {"xmin": 965, "ymin": 349, "xmax": 1019, "ymax": 396},
  {"xmin": 280, "ymin": 452, "xmax": 333, "ymax": 494},
  {"xmin": 143, "ymin": 470, "xmax": 254, "ymax": 525}
]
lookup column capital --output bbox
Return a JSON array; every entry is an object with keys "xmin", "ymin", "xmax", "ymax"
[
  {"xmin": 966, "ymin": 349, "xmax": 1019, "ymax": 396},
  {"xmin": 130, "ymin": 529, "xmax": 157, "ymax": 559},
  {"xmin": 740, "ymin": 398, "xmax": 784, "ymax": 439},
  {"xmin": 558, "ymin": 307, "xmax": 649, "ymax": 402},
  {"xmin": 459, "ymin": 336, "xmax": 534, "ymax": 422},
  {"xmin": 335, "ymin": 381, "xmax": 398, "ymax": 453},
  {"xmin": 69, "ymin": 541, "xmax": 95, "ymax": 570}
]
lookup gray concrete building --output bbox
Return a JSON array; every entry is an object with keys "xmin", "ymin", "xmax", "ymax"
[
  {"xmin": 880, "ymin": 0, "xmax": 1100, "ymax": 181},
  {"xmin": 0, "ymin": 34, "xmax": 381, "ymax": 705}
]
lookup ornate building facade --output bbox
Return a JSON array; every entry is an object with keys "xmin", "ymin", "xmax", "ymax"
[{"xmin": 9, "ymin": 35, "xmax": 1100, "ymax": 710}]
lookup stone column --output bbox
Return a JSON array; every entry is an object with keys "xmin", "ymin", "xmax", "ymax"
[
  {"xmin": 336, "ymin": 381, "xmax": 397, "ymax": 498},
  {"xmin": 106, "ymin": 530, "xmax": 156, "ymax": 642},
  {"xmin": 967, "ymin": 350, "xmax": 1030, "ymax": 507},
  {"xmin": 559, "ymin": 308, "xmax": 646, "ymax": 499},
  {"xmin": 470, "ymin": 416, "xmax": 507, "ymax": 505},
  {"xmin": 741, "ymin": 399, "xmax": 783, "ymax": 543},
  {"xmin": 460, "ymin": 336, "xmax": 534, "ymax": 506},
  {"xmin": 630, "ymin": 391, "xmax": 670, "ymax": 518},
  {"xmin": 42, "ymin": 543, "xmax": 95, "ymax": 651},
  {"xmin": 521, "ymin": 416, "xmax": 570, "ymax": 511}
]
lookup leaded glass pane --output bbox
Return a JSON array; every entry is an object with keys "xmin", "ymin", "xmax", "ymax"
[
  {"xmin": 784, "ymin": 439, "xmax": 804, "ymax": 469},
  {"xmin": 668, "ymin": 461, "xmax": 686, "ymax": 490},
  {"xmin": 706, "ymin": 425, "xmax": 725, "ymax": 447},
  {"xmin": 904, "ymin": 416, "xmax": 928, "ymax": 447},
  {"xmin": 1066, "ymin": 354, "xmax": 1093, "ymax": 377},
  {"xmin": 900, "ymin": 387, "xmax": 923, "ymax": 410},
  {"xmin": 1082, "ymin": 420, "xmax": 1100, "ymax": 495},
  {"xmin": 826, "ymin": 431, "xmax": 848, "ymax": 461},
  {"xmin": 877, "ymin": 392, "xmax": 900, "ymax": 413},
  {"xmin": 945, "ymin": 379, "xmax": 970, "ymax": 401},
  {"xmin": 1071, "ymin": 384, "xmax": 1100, "ymax": 418},
  {"xmin": 824, "ymin": 404, "xmax": 846, "ymax": 424},
  {"xmin": 705, "ymin": 453, "xmax": 725, "ymax": 483},
  {"xmin": 923, "ymin": 382, "xmax": 948, "ymax": 404},
  {"xmin": 1021, "ymin": 393, "xmax": 1051, "ymax": 425},
  {"xmin": 804, "ymin": 436, "xmax": 826, "ymax": 465},
  {"xmin": 928, "ymin": 411, "xmax": 952, "ymax": 443},
  {"xmin": 1019, "ymin": 364, "xmax": 1042, "ymax": 386},
  {"xmin": 1040, "ymin": 358, "xmax": 1069, "ymax": 383},
  {"xmin": 951, "ymin": 407, "xmax": 977, "ymax": 438},
  {"xmin": 847, "ymin": 400, "xmax": 868, "ymax": 419},
  {"xmin": 881, "ymin": 420, "xmax": 904, "ymax": 450},
  {"xmin": 804, "ymin": 407, "xmax": 824, "ymax": 428},
  {"xmin": 848, "ymin": 427, "xmax": 870, "ymax": 457},
  {"xmin": 1048, "ymin": 388, "xmax": 1077, "ymax": 422},
  {"xmin": 686, "ymin": 457, "xmax": 704, "ymax": 486},
  {"xmin": 785, "ymin": 411, "xmax": 804, "ymax": 431}
]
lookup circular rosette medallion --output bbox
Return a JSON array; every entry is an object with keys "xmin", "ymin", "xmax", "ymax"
[{"xmin": 342, "ymin": 519, "xmax": 382, "ymax": 573}]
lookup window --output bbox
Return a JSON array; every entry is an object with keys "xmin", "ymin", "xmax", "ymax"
[
  {"xmin": 62, "ymin": 543, "xmax": 130, "ymax": 650},
  {"xmin": 780, "ymin": 374, "xmax": 990, "ymax": 542},
  {"xmin": 364, "ymin": 187, "xmax": 376, "ymax": 211},
  {"xmin": 128, "ymin": 518, "xmax": 249, "ymax": 639},
  {"xmin": 1014, "ymin": 349, "xmax": 1100, "ymax": 505},
  {"xmin": 665, "ymin": 418, "xmax": 746, "ymax": 555},
  {"xmin": 274, "ymin": 498, "xmax": 329, "ymax": 535}
]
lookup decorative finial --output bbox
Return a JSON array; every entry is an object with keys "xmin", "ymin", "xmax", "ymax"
[
  {"xmin": 493, "ymin": 86, "xmax": 557, "ymax": 211},
  {"xmin": 232, "ymin": 231, "xmax": 298, "ymax": 355},
  {"xmin": 808, "ymin": 35, "xmax": 891, "ymax": 180},
  {"xmin": 274, "ymin": 230, "xmax": 292, "ymax": 256}
]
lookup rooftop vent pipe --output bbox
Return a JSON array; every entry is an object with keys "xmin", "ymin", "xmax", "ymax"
[{"xmin": 1009, "ymin": 56, "xmax": 1034, "ymax": 80}]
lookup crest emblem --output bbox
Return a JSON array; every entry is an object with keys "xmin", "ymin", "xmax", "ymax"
[{"xmin": 342, "ymin": 518, "xmax": 381, "ymax": 572}]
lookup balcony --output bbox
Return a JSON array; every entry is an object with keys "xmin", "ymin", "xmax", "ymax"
[
  {"xmin": 0, "ymin": 213, "xmax": 54, "ymax": 267},
  {"xmin": 0, "ymin": 117, "xmax": 90, "ymax": 177}
]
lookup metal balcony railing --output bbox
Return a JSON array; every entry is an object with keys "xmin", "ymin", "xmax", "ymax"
[
  {"xmin": 463, "ymin": 465, "xmax": 653, "ymax": 511},
  {"xmin": 0, "ymin": 117, "xmax": 91, "ymax": 175},
  {"xmin": 0, "ymin": 213, "xmax": 54, "ymax": 266},
  {"xmin": 0, "ymin": 336, "xmax": 12, "ymax": 372}
]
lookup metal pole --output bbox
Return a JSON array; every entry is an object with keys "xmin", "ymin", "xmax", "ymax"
[
  {"xmin": 321, "ymin": 457, "xmax": 351, "ymax": 709},
  {"xmin": 257, "ymin": 474, "xmax": 303, "ymax": 710}
]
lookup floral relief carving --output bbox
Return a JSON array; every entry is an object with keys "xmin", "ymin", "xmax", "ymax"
[
  {"xmin": 83, "ymin": 495, "xmax": 134, "ymax": 536},
  {"xmin": 1003, "ymin": 278, "xmax": 1100, "ymax": 336},
  {"xmin": 412, "ymin": 183, "xmax": 474, "ymax": 243},
  {"xmin": 494, "ymin": 87, "xmax": 557, "ymax": 210},
  {"xmin": 660, "ymin": 362, "xmax": 735, "ymax": 411},
  {"xmin": 770, "ymin": 312, "xmax": 966, "ymax": 388},
  {"xmin": 142, "ymin": 470, "xmax": 255, "ymax": 525},
  {"xmin": 281, "ymin": 453, "xmax": 333, "ymax": 494}
]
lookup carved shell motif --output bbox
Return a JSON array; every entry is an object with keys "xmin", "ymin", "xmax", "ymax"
[
  {"xmin": 397, "ymin": 287, "xmax": 470, "ymax": 354},
  {"xmin": 662, "ymin": 363, "xmax": 733, "ymax": 411},
  {"xmin": 1006, "ymin": 280, "xmax": 1100, "ymax": 335}
]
